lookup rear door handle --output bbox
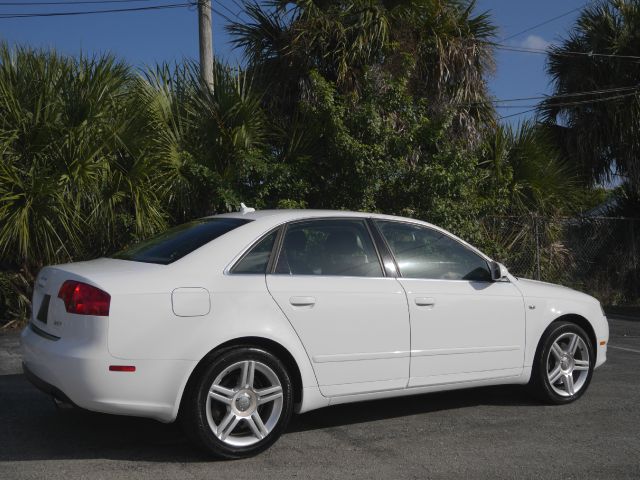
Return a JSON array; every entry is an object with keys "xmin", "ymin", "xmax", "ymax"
[
  {"xmin": 415, "ymin": 297, "xmax": 435, "ymax": 307},
  {"xmin": 289, "ymin": 296, "xmax": 316, "ymax": 307}
]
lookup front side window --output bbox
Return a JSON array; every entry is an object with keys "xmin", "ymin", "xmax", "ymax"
[
  {"xmin": 112, "ymin": 218, "xmax": 250, "ymax": 265},
  {"xmin": 275, "ymin": 219, "xmax": 383, "ymax": 277},
  {"xmin": 376, "ymin": 220, "xmax": 491, "ymax": 281},
  {"xmin": 231, "ymin": 230, "xmax": 278, "ymax": 274}
]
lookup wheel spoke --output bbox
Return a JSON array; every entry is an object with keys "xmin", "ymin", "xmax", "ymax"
[
  {"xmin": 239, "ymin": 360, "xmax": 256, "ymax": 388},
  {"xmin": 548, "ymin": 366, "xmax": 563, "ymax": 384},
  {"xmin": 551, "ymin": 342, "xmax": 564, "ymax": 360},
  {"xmin": 245, "ymin": 416, "xmax": 263, "ymax": 440},
  {"xmin": 568, "ymin": 334, "xmax": 579, "ymax": 355},
  {"xmin": 257, "ymin": 385, "xmax": 283, "ymax": 405},
  {"xmin": 217, "ymin": 412, "xmax": 240, "ymax": 441},
  {"xmin": 563, "ymin": 374, "xmax": 575, "ymax": 395},
  {"xmin": 251, "ymin": 411, "xmax": 269, "ymax": 437},
  {"xmin": 209, "ymin": 384, "xmax": 235, "ymax": 405},
  {"xmin": 245, "ymin": 412, "xmax": 269, "ymax": 441},
  {"xmin": 574, "ymin": 359, "xmax": 590, "ymax": 371}
]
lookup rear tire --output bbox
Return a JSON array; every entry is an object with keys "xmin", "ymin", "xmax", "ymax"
[
  {"xmin": 529, "ymin": 321, "xmax": 594, "ymax": 404},
  {"xmin": 180, "ymin": 347, "xmax": 293, "ymax": 459}
]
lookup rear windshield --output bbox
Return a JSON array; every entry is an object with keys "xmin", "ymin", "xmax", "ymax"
[{"xmin": 112, "ymin": 218, "xmax": 250, "ymax": 265}]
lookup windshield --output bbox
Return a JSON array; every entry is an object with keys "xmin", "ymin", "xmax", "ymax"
[{"xmin": 112, "ymin": 218, "xmax": 250, "ymax": 265}]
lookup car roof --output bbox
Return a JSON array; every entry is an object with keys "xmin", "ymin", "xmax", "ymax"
[
  {"xmin": 207, "ymin": 209, "xmax": 491, "ymax": 261},
  {"xmin": 209, "ymin": 209, "xmax": 436, "ymax": 227}
]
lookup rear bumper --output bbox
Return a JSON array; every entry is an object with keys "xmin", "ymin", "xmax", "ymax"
[
  {"xmin": 21, "ymin": 323, "xmax": 196, "ymax": 422},
  {"xmin": 23, "ymin": 362, "xmax": 76, "ymax": 406}
]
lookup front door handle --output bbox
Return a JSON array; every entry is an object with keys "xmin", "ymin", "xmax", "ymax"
[
  {"xmin": 415, "ymin": 297, "xmax": 435, "ymax": 307},
  {"xmin": 289, "ymin": 296, "xmax": 316, "ymax": 307}
]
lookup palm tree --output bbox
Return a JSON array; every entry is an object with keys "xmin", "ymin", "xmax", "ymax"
[
  {"xmin": 481, "ymin": 121, "xmax": 583, "ymax": 216},
  {"xmin": 0, "ymin": 45, "xmax": 150, "ymax": 267},
  {"xmin": 479, "ymin": 121, "xmax": 586, "ymax": 281},
  {"xmin": 0, "ymin": 46, "xmax": 269, "ymax": 323},
  {"xmin": 130, "ymin": 60, "xmax": 268, "ymax": 220},
  {"xmin": 0, "ymin": 45, "xmax": 164, "ymax": 320},
  {"xmin": 539, "ymin": 0, "xmax": 640, "ymax": 191},
  {"xmin": 386, "ymin": 0, "xmax": 497, "ymax": 143},
  {"xmin": 228, "ymin": 0, "xmax": 497, "ymax": 144}
]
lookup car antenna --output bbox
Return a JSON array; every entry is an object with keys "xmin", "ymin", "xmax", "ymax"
[{"xmin": 239, "ymin": 203, "xmax": 255, "ymax": 214}]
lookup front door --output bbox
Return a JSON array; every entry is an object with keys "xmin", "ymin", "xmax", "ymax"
[
  {"xmin": 266, "ymin": 218, "xmax": 411, "ymax": 397},
  {"xmin": 374, "ymin": 220, "xmax": 526, "ymax": 387}
]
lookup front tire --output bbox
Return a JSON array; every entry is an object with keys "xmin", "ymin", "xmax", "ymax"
[
  {"xmin": 181, "ymin": 347, "xmax": 293, "ymax": 459},
  {"xmin": 529, "ymin": 321, "xmax": 594, "ymax": 404}
]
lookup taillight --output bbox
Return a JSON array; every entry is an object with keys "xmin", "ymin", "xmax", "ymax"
[{"xmin": 57, "ymin": 280, "xmax": 110, "ymax": 316}]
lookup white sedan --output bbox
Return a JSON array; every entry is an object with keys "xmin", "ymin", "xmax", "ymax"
[{"xmin": 21, "ymin": 209, "xmax": 609, "ymax": 458}]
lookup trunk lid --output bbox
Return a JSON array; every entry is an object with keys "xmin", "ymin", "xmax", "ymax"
[{"xmin": 31, "ymin": 258, "xmax": 165, "ymax": 339}]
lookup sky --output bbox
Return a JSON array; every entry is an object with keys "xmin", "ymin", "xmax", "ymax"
[{"xmin": 0, "ymin": 0, "xmax": 589, "ymax": 124}]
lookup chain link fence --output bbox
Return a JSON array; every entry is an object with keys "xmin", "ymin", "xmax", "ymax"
[{"xmin": 480, "ymin": 216, "xmax": 640, "ymax": 306}]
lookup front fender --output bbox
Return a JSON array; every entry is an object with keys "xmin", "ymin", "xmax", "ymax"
[{"xmin": 515, "ymin": 290, "xmax": 608, "ymax": 369}]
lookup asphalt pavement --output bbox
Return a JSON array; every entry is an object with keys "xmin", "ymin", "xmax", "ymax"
[{"xmin": 1, "ymin": 318, "xmax": 639, "ymax": 480}]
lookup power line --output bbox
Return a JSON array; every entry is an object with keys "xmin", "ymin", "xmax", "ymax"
[
  {"xmin": 0, "ymin": 0, "xmax": 157, "ymax": 5},
  {"xmin": 498, "ymin": 90, "xmax": 639, "ymax": 120},
  {"xmin": 214, "ymin": 0, "xmax": 240, "ymax": 21},
  {"xmin": 500, "ymin": 3, "xmax": 590, "ymax": 43},
  {"xmin": 493, "ymin": 43, "xmax": 640, "ymax": 61},
  {"xmin": 463, "ymin": 86, "xmax": 640, "ymax": 107},
  {"xmin": 499, "ymin": 107, "xmax": 538, "ymax": 121},
  {"xmin": 211, "ymin": 5, "xmax": 235, "ymax": 24},
  {"xmin": 0, "ymin": 2, "xmax": 191, "ymax": 18},
  {"xmin": 541, "ymin": 90, "xmax": 640, "ymax": 108},
  {"xmin": 225, "ymin": 0, "xmax": 244, "ymax": 16}
]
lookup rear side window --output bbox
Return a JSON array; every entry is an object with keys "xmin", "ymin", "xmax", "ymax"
[
  {"xmin": 275, "ymin": 219, "xmax": 383, "ymax": 277},
  {"xmin": 231, "ymin": 230, "xmax": 278, "ymax": 274},
  {"xmin": 112, "ymin": 218, "xmax": 250, "ymax": 265}
]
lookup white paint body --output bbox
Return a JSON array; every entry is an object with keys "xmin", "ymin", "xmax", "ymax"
[{"xmin": 21, "ymin": 210, "xmax": 609, "ymax": 422}]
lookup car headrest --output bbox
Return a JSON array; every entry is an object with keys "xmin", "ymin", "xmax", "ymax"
[
  {"xmin": 284, "ymin": 230, "xmax": 307, "ymax": 252},
  {"xmin": 326, "ymin": 230, "xmax": 360, "ymax": 255}
]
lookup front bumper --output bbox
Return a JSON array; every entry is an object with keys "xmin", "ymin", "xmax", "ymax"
[
  {"xmin": 21, "ymin": 323, "xmax": 195, "ymax": 422},
  {"xmin": 594, "ymin": 315, "xmax": 608, "ymax": 369}
]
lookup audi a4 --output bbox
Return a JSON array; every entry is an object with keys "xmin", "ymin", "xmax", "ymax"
[{"xmin": 21, "ymin": 209, "xmax": 609, "ymax": 458}]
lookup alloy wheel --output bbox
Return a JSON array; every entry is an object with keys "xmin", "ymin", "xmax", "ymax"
[
  {"xmin": 205, "ymin": 360, "xmax": 284, "ymax": 447},
  {"xmin": 546, "ymin": 332, "xmax": 590, "ymax": 397}
]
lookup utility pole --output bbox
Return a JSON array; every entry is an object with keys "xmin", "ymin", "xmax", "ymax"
[{"xmin": 198, "ymin": 0, "xmax": 213, "ymax": 88}]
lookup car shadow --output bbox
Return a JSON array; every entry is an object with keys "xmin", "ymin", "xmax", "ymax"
[
  {"xmin": 288, "ymin": 384, "xmax": 538, "ymax": 433},
  {"xmin": 0, "ymin": 373, "xmax": 538, "ymax": 463}
]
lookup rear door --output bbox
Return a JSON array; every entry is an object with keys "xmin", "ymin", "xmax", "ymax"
[
  {"xmin": 374, "ymin": 220, "xmax": 526, "ymax": 387},
  {"xmin": 266, "ymin": 218, "xmax": 411, "ymax": 397}
]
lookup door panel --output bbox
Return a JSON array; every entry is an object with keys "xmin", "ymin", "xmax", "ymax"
[
  {"xmin": 265, "ymin": 217, "xmax": 410, "ymax": 397},
  {"xmin": 373, "ymin": 219, "xmax": 525, "ymax": 387},
  {"xmin": 400, "ymin": 279, "xmax": 525, "ymax": 386},
  {"xmin": 267, "ymin": 275, "xmax": 410, "ymax": 396}
]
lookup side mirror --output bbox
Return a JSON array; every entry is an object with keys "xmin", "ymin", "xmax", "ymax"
[{"xmin": 490, "ymin": 261, "xmax": 508, "ymax": 281}]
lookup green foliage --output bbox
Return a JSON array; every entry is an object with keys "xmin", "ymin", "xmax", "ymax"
[
  {"xmin": 477, "ymin": 121, "xmax": 604, "ymax": 279},
  {"xmin": 129, "ymin": 62, "xmax": 269, "ymax": 219},
  {"xmin": 0, "ymin": 47, "xmax": 269, "ymax": 322},
  {"xmin": 260, "ymin": 66, "xmax": 493, "ymax": 242},
  {"xmin": 0, "ymin": 0, "xmax": 615, "ymax": 324},
  {"xmin": 229, "ymin": 0, "xmax": 497, "ymax": 145},
  {"xmin": 540, "ymin": 0, "xmax": 640, "ymax": 192},
  {"xmin": 480, "ymin": 121, "xmax": 588, "ymax": 216}
]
